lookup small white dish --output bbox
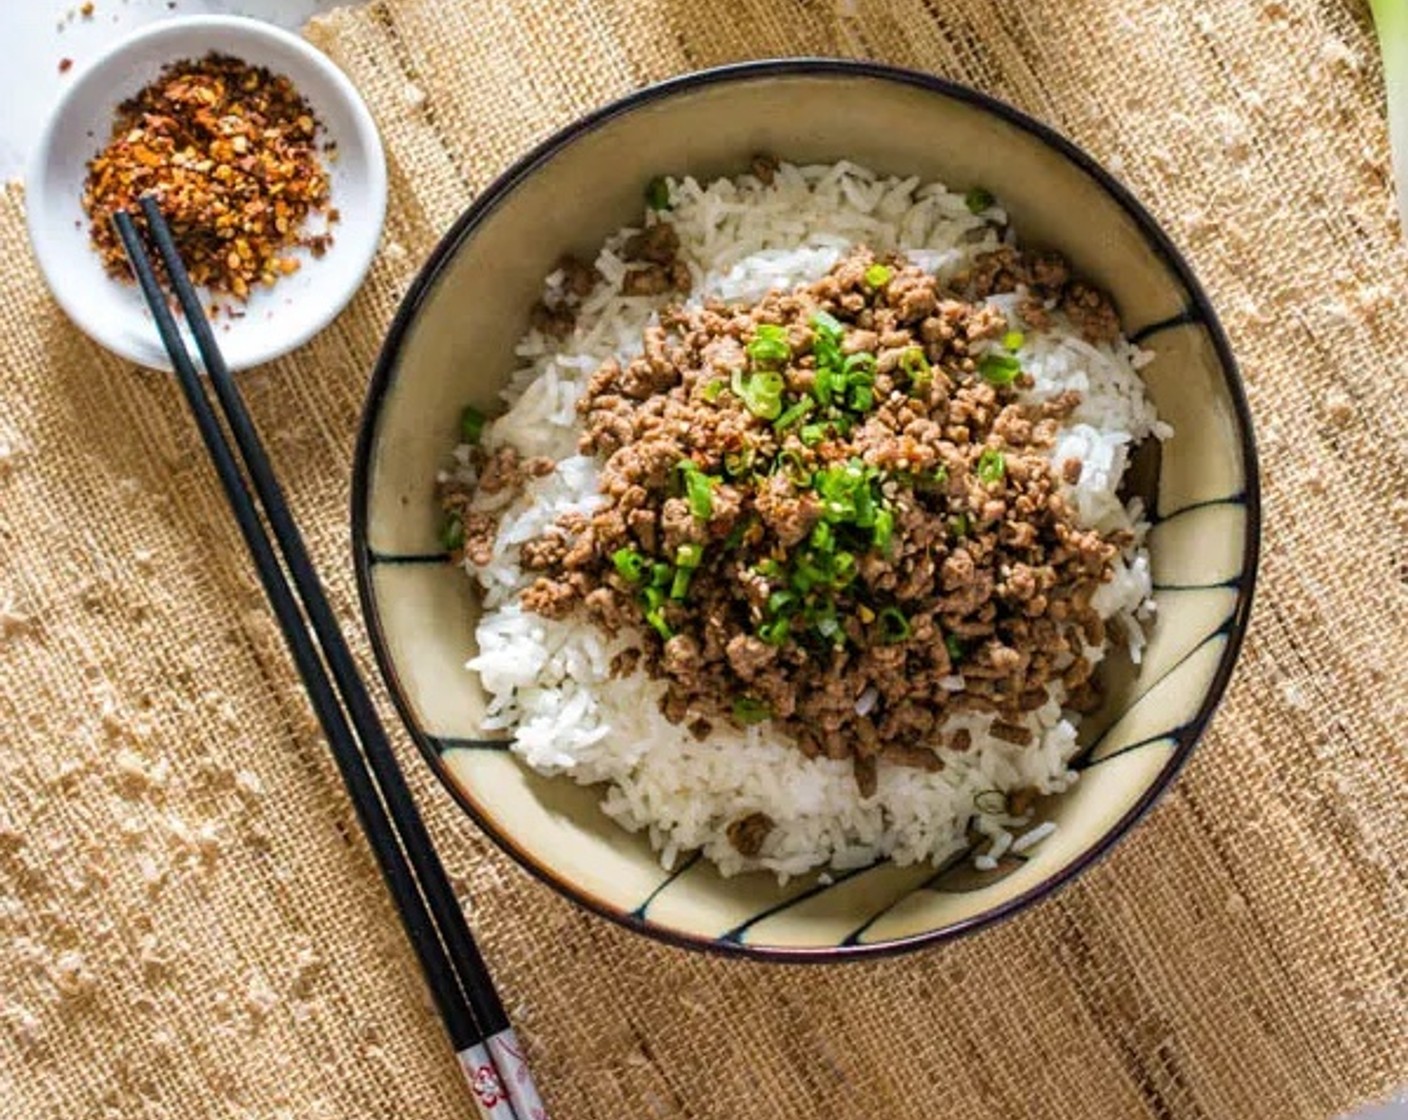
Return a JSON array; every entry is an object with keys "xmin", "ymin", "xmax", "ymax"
[{"xmin": 26, "ymin": 15, "xmax": 387, "ymax": 372}]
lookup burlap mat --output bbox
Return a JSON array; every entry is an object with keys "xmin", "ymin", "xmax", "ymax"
[{"xmin": 0, "ymin": 0, "xmax": 1402, "ymax": 1116}]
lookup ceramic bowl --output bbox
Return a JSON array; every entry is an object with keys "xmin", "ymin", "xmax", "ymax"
[
  {"xmin": 26, "ymin": 15, "xmax": 387, "ymax": 372},
  {"xmin": 353, "ymin": 60, "xmax": 1259, "ymax": 960}
]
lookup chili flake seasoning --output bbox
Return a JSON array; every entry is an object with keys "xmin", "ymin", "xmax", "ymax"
[{"xmin": 82, "ymin": 53, "xmax": 336, "ymax": 303}]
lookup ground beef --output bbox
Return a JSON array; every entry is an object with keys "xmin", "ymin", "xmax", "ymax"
[{"xmin": 463, "ymin": 240, "xmax": 1132, "ymax": 793}]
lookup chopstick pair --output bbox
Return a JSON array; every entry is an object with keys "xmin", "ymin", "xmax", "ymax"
[{"xmin": 113, "ymin": 198, "xmax": 547, "ymax": 1120}]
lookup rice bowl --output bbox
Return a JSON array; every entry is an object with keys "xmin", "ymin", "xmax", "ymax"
[{"xmin": 443, "ymin": 160, "xmax": 1172, "ymax": 881}]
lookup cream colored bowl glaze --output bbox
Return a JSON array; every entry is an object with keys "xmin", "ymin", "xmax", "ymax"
[{"xmin": 353, "ymin": 61, "xmax": 1258, "ymax": 959}]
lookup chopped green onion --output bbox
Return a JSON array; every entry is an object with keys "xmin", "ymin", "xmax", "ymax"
[
  {"xmin": 731, "ymin": 366, "xmax": 784, "ymax": 420},
  {"xmin": 812, "ymin": 363, "xmax": 837, "ymax": 406},
  {"xmin": 899, "ymin": 346, "xmax": 932, "ymax": 393},
  {"xmin": 977, "ymin": 448, "xmax": 1006, "ymax": 484},
  {"xmin": 644, "ymin": 606, "xmax": 673, "ymax": 640},
  {"xmin": 843, "ymin": 352, "xmax": 877, "ymax": 379},
  {"xmin": 950, "ymin": 513, "xmax": 969, "ymax": 539},
  {"xmin": 756, "ymin": 558, "xmax": 783, "ymax": 579},
  {"xmin": 978, "ymin": 352, "xmax": 1021, "ymax": 387},
  {"xmin": 723, "ymin": 516, "xmax": 752, "ymax": 551},
  {"xmin": 931, "ymin": 465, "xmax": 950, "ymax": 488},
  {"xmin": 642, "ymin": 585, "xmax": 665, "ymax": 610},
  {"xmin": 873, "ymin": 507, "xmax": 895, "ymax": 552},
  {"xmin": 746, "ymin": 324, "xmax": 791, "ymax": 366},
  {"xmin": 723, "ymin": 447, "xmax": 755, "ymax": 478},
  {"xmin": 800, "ymin": 422, "xmax": 827, "ymax": 447},
  {"xmin": 645, "ymin": 176, "xmax": 671, "ymax": 210},
  {"xmin": 678, "ymin": 459, "xmax": 716, "ymax": 518},
  {"xmin": 441, "ymin": 515, "xmax": 464, "ymax": 552},
  {"xmin": 877, "ymin": 606, "xmax": 912, "ymax": 643},
  {"xmin": 701, "ymin": 378, "xmax": 727, "ymax": 402},
  {"xmin": 650, "ymin": 563, "xmax": 672, "ymax": 589},
  {"xmin": 815, "ymin": 613, "xmax": 842, "ymax": 643},
  {"xmin": 767, "ymin": 589, "xmax": 795, "ymax": 615},
  {"xmin": 809, "ymin": 309, "xmax": 845, "ymax": 340},
  {"xmin": 864, "ymin": 263, "xmax": 892, "ymax": 288},
  {"xmin": 459, "ymin": 405, "xmax": 487, "ymax": 445},
  {"xmin": 675, "ymin": 542, "xmax": 703, "ymax": 569},
  {"xmin": 974, "ymin": 789, "xmax": 1007, "ymax": 815},
  {"xmin": 757, "ymin": 617, "xmax": 790, "ymax": 645},
  {"xmin": 732, "ymin": 697, "xmax": 772, "ymax": 725},
  {"xmin": 1002, "ymin": 330, "xmax": 1025, "ymax": 352},
  {"xmin": 773, "ymin": 399, "xmax": 814, "ymax": 432},
  {"xmin": 612, "ymin": 547, "xmax": 647, "ymax": 583},
  {"xmin": 849, "ymin": 384, "xmax": 875, "ymax": 412},
  {"xmin": 945, "ymin": 633, "xmax": 965, "ymax": 663},
  {"xmin": 775, "ymin": 449, "xmax": 810, "ymax": 486},
  {"xmin": 810, "ymin": 520, "xmax": 835, "ymax": 554},
  {"xmin": 831, "ymin": 550, "xmax": 857, "ymax": 586},
  {"xmin": 964, "ymin": 186, "xmax": 995, "ymax": 214},
  {"xmin": 670, "ymin": 568, "xmax": 693, "ymax": 600}
]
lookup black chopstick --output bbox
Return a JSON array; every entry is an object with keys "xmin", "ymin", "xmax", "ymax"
[{"xmin": 114, "ymin": 206, "xmax": 547, "ymax": 1120}]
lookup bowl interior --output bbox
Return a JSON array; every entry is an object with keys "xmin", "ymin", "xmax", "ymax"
[
  {"xmin": 26, "ymin": 16, "xmax": 387, "ymax": 372},
  {"xmin": 356, "ymin": 64, "xmax": 1254, "ymax": 957}
]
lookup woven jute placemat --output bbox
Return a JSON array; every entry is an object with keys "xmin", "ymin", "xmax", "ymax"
[{"xmin": 0, "ymin": 1, "xmax": 1402, "ymax": 1116}]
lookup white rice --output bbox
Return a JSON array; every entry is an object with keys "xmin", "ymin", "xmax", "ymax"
[{"xmin": 452, "ymin": 161, "xmax": 1170, "ymax": 880}]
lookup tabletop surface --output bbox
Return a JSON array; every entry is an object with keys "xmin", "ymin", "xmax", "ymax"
[{"xmin": 0, "ymin": 2, "xmax": 1399, "ymax": 1118}]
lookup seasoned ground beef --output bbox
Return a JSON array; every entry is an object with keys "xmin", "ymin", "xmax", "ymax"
[{"xmin": 456, "ymin": 242, "xmax": 1131, "ymax": 798}]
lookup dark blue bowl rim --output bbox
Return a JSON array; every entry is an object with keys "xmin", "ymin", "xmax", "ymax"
[{"xmin": 350, "ymin": 57, "xmax": 1261, "ymax": 963}]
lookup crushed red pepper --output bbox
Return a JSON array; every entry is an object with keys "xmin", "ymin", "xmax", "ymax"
[{"xmin": 82, "ymin": 52, "xmax": 335, "ymax": 302}]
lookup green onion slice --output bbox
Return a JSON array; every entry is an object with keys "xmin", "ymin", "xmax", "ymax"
[
  {"xmin": 978, "ymin": 352, "xmax": 1021, "ymax": 387},
  {"xmin": 977, "ymin": 448, "xmax": 1006, "ymax": 484},
  {"xmin": 644, "ymin": 606, "xmax": 673, "ymax": 640},
  {"xmin": 732, "ymin": 697, "xmax": 772, "ymax": 725},
  {"xmin": 459, "ymin": 405, "xmax": 487, "ymax": 445},
  {"xmin": 1002, "ymin": 330, "xmax": 1025, "ymax": 352},
  {"xmin": 645, "ymin": 176, "xmax": 671, "ymax": 210},
  {"xmin": 877, "ymin": 606, "xmax": 912, "ymax": 643},
  {"xmin": 799, "ymin": 422, "xmax": 827, "ymax": 447},
  {"xmin": 746, "ymin": 324, "xmax": 791, "ymax": 366},
  {"xmin": 678, "ymin": 459, "xmax": 717, "ymax": 518},
  {"xmin": 774, "ymin": 399, "xmax": 814, "ymax": 432},
  {"xmin": 441, "ymin": 515, "xmax": 465, "ymax": 552},
  {"xmin": 949, "ymin": 512, "xmax": 969, "ymax": 539},
  {"xmin": 864, "ymin": 263, "xmax": 892, "ymax": 288},
  {"xmin": 675, "ymin": 542, "xmax": 703, "ymax": 569},
  {"xmin": 612, "ymin": 547, "xmax": 647, "ymax": 583},
  {"xmin": 899, "ymin": 346, "xmax": 932, "ymax": 393},
  {"xmin": 701, "ymin": 378, "xmax": 727, "ymax": 403},
  {"xmin": 964, "ymin": 186, "xmax": 995, "ymax": 214},
  {"xmin": 757, "ymin": 617, "xmax": 790, "ymax": 646},
  {"xmin": 670, "ymin": 568, "xmax": 693, "ymax": 601},
  {"xmin": 873, "ymin": 507, "xmax": 895, "ymax": 553},
  {"xmin": 945, "ymin": 633, "xmax": 965, "ymax": 663},
  {"xmin": 731, "ymin": 367, "xmax": 784, "ymax": 420}
]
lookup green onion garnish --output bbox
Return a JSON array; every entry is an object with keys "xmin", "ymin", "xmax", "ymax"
[
  {"xmin": 950, "ymin": 513, "xmax": 969, "ymax": 539},
  {"xmin": 800, "ymin": 422, "xmax": 827, "ymax": 447},
  {"xmin": 945, "ymin": 633, "xmax": 965, "ymax": 663},
  {"xmin": 900, "ymin": 346, "xmax": 932, "ymax": 393},
  {"xmin": 441, "ymin": 515, "xmax": 465, "ymax": 552},
  {"xmin": 756, "ymin": 558, "xmax": 783, "ymax": 579},
  {"xmin": 612, "ymin": 547, "xmax": 647, "ymax": 583},
  {"xmin": 678, "ymin": 459, "xmax": 716, "ymax": 518},
  {"xmin": 746, "ymin": 324, "xmax": 791, "ymax": 366},
  {"xmin": 670, "ymin": 568, "xmax": 693, "ymax": 600},
  {"xmin": 767, "ymin": 589, "xmax": 795, "ymax": 615},
  {"xmin": 974, "ymin": 789, "xmax": 1007, "ymax": 815},
  {"xmin": 978, "ymin": 352, "xmax": 1021, "ymax": 387},
  {"xmin": 810, "ymin": 309, "xmax": 845, "ymax": 339},
  {"xmin": 644, "ymin": 606, "xmax": 673, "ymax": 640},
  {"xmin": 649, "ymin": 563, "xmax": 672, "ymax": 589},
  {"xmin": 645, "ymin": 176, "xmax": 671, "ymax": 210},
  {"xmin": 460, "ymin": 405, "xmax": 487, "ymax": 445},
  {"xmin": 732, "ymin": 697, "xmax": 772, "ymax": 725},
  {"xmin": 843, "ymin": 352, "xmax": 877, "ymax": 379},
  {"xmin": 873, "ymin": 507, "xmax": 894, "ymax": 553},
  {"xmin": 731, "ymin": 367, "xmax": 785, "ymax": 420},
  {"xmin": 774, "ymin": 399, "xmax": 814, "ymax": 432},
  {"xmin": 964, "ymin": 186, "xmax": 995, "ymax": 214},
  {"xmin": 977, "ymin": 448, "xmax": 1006, "ymax": 484},
  {"xmin": 864, "ymin": 263, "xmax": 892, "ymax": 288},
  {"xmin": 701, "ymin": 378, "xmax": 727, "ymax": 403},
  {"xmin": 849, "ymin": 384, "xmax": 874, "ymax": 412},
  {"xmin": 757, "ymin": 617, "xmax": 790, "ymax": 645},
  {"xmin": 1002, "ymin": 330, "xmax": 1025, "ymax": 352},
  {"xmin": 831, "ymin": 550, "xmax": 857, "ymax": 586},
  {"xmin": 932, "ymin": 465, "xmax": 949, "ymax": 488},
  {"xmin": 810, "ymin": 520, "xmax": 835, "ymax": 554},
  {"xmin": 675, "ymin": 542, "xmax": 703, "ymax": 569},
  {"xmin": 723, "ymin": 447, "xmax": 754, "ymax": 478},
  {"xmin": 774, "ymin": 449, "xmax": 810, "ymax": 486},
  {"xmin": 877, "ymin": 606, "xmax": 912, "ymax": 643}
]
